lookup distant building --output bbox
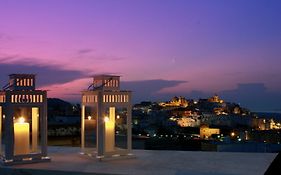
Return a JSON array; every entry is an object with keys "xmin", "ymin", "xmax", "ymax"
[
  {"xmin": 200, "ymin": 124, "xmax": 220, "ymax": 139},
  {"xmin": 177, "ymin": 116, "xmax": 201, "ymax": 127},
  {"xmin": 201, "ymin": 114, "xmax": 252, "ymax": 128},
  {"xmin": 252, "ymin": 117, "xmax": 270, "ymax": 130},
  {"xmin": 159, "ymin": 96, "xmax": 189, "ymax": 107},
  {"xmin": 208, "ymin": 94, "xmax": 224, "ymax": 103}
]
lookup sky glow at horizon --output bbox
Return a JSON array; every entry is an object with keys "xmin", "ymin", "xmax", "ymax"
[{"xmin": 0, "ymin": 0, "xmax": 281, "ymax": 111}]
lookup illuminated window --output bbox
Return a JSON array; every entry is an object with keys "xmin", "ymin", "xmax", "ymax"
[
  {"xmin": 14, "ymin": 95, "xmax": 18, "ymax": 103},
  {"xmin": 17, "ymin": 79, "xmax": 20, "ymax": 86}
]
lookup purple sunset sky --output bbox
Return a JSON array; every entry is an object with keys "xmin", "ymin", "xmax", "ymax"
[{"xmin": 0, "ymin": 0, "xmax": 281, "ymax": 111}]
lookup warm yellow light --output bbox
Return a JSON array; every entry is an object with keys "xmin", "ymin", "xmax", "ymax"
[
  {"xmin": 14, "ymin": 120, "xmax": 30, "ymax": 155},
  {"xmin": 104, "ymin": 116, "xmax": 110, "ymax": 122},
  {"xmin": 231, "ymin": 132, "xmax": 235, "ymax": 137},
  {"xmin": 18, "ymin": 117, "xmax": 25, "ymax": 124},
  {"xmin": 117, "ymin": 115, "xmax": 120, "ymax": 119},
  {"xmin": 88, "ymin": 116, "xmax": 92, "ymax": 120}
]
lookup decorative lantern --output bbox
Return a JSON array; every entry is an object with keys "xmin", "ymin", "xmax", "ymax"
[
  {"xmin": 81, "ymin": 75, "xmax": 134, "ymax": 160},
  {"xmin": 0, "ymin": 74, "xmax": 50, "ymax": 165}
]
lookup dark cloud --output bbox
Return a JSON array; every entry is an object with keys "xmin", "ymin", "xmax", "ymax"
[
  {"xmin": 220, "ymin": 83, "xmax": 281, "ymax": 112},
  {"xmin": 121, "ymin": 79, "xmax": 187, "ymax": 103},
  {"xmin": 75, "ymin": 50, "xmax": 126, "ymax": 62},
  {"xmin": 77, "ymin": 49, "xmax": 93, "ymax": 54},
  {"xmin": 0, "ymin": 33, "xmax": 13, "ymax": 41},
  {"xmin": 182, "ymin": 90, "xmax": 211, "ymax": 100},
  {"xmin": 148, "ymin": 90, "xmax": 211, "ymax": 103},
  {"xmin": 0, "ymin": 62, "xmax": 86, "ymax": 88},
  {"xmin": 0, "ymin": 55, "xmax": 44, "ymax": 65},
  {"xmin": 121, "ymin": 81, "xmax": 281, "ymax": 112},
  {"xmin": 87, "ymin": 55, "xmax": 126, "ymax": 62}
]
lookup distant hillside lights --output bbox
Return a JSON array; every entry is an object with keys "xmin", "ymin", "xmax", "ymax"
[
  {"xmin": 208, "ymin": 94, "xmax": 224, "ymax": 103},
  {"xmin": 253, "ymin": 117, "xmax": 281, "ymax": 130},
  {"xmin": 270, "ymin": 119, "xmax": 281, "ymax": 129},
  {"xmin": 159, "ymin": 96, "xmax": 188, "ymax": 107},
  {"xmin": 177, "ymin": 116, "xmax": 200, "ymax": 127},
  {"xmin": 160, "ymin": 94, "xmax": 224, "ymax": 109}
]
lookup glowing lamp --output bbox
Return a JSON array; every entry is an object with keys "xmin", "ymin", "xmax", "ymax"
[
  {"xmin": 14, "ymin": 117, "xmax": 30, "ymax": 155},
  {"xmin": 0, "ymin": 74, "xmax": 50, "ymax": 165},
  {"xmin": 18, "ymin": 117, "xmax": 25, "ymax": 123},
  {"xmin": 104, "ymin": 116, "xmax": 110, "ymax": 122},
  {"xmin": 81, "ymin": 75, "xmax": 133, "ymax": 160}
]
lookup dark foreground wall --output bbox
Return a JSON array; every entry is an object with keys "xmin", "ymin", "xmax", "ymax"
[
  {"xmin": 0, "ymin": 168, "xmax": 116, "ymax": 175},
  {"xmin": 264, "ymin": 152, "xmax": 281, "ymax": 175}
]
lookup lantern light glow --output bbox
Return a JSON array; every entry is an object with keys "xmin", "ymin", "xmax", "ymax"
[
  {"xmin": 104, "ymin": 116, "xmax": 110, "ymax": 122},
  {"xmin": 18, "ymin": 117, "xmax": 25, "ymax": 124}
]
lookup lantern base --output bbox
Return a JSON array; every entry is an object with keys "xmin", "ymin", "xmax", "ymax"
[
  {"xmin": 0, "ymin": 156, "xmax": 51, "ymax": 166},
  {"xmin": 97, "ymin": 153, "xmax": 136, "ymax": 161},
  {"xmin": 81, "ymin": 148, "xmax": 136, "ymax": 161}
]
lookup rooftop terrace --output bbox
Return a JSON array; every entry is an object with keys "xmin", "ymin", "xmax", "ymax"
[{"xmin": 0, "ymin": 147, "xmax": 276, "ymax": 175}]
